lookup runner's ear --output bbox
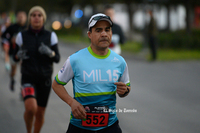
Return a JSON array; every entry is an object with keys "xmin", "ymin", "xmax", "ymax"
[{"xmin": 87, "ymin": 31, "xmax": 92, "ymax": 40}]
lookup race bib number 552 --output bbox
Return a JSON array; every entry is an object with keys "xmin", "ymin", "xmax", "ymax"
[{"xmin": 82, "ymin": 105, "xmax": 109, "ymax": 127}]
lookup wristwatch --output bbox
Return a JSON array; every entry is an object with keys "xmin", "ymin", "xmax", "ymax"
[{"xmin": 123, "ymin": 87, "xmax": 130, "ymax": 96}]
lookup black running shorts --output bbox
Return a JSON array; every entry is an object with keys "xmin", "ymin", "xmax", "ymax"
[
  {"xmin": 21, "ymin": 74, "xmax": 52, "ymax": 107},
  {"xmin": 66, "ymin": 120, "xmax": 122, "ymax": 133}
]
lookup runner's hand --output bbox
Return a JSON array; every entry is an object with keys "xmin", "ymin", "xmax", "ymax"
[
  {"xmin": 38, "ymin": 43, "xmax": 55, "ymax": 57},
  {"xmin": 115, "ymin": 82, "xmax": 128, "ymax": 96},
  {"xmin": 70, "ymin": 99, "xmax": 86, "ymax": 119},
  {"xmin": 16, "ymin": 49, "xmax": 29, "ymax": 60}
]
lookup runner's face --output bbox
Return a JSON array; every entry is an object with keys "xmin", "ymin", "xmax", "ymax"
[
  {"xmin": 88, "ymin": 21, "xmax": 112, "ymax": 50},
  {"xmin": 30, "ymin": 11, "xmax": 44, "ymax": 29},
  {"xmin": 105, "ymin": 8, "xmax": 114, "ymax": 21},
  {"xmin": 17, "ymin": 12, "xmax": 27, "ymax": 26}
]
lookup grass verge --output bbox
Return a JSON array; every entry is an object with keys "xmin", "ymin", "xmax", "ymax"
[
  {"xmin": 156, "ymin": 49, "xmax": 200, "ymax": 61},
  {"xmin": 121, "ymin": 41, "xmax": 142, "ymax": 53}
]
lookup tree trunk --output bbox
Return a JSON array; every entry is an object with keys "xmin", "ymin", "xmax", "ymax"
[
  {"xmin": 166, "ymin": 3, "xmax": 170, "ymax": 32},
  {"xmin": 126, "ymin": 2, "xmax": 134, "ymax": 40},
  {"xmin": 185, "ymin": 0, "xmax": 191, "ymax": 34}
]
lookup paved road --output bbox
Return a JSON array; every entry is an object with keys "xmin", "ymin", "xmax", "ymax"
[{"xmin": 0, "ymin": 42, "xmax": 200, "ymax": 133}]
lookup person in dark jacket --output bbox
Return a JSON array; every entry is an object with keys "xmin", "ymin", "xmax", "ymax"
[
  {"xmin": 1, "ymin": 11, "xmax": 27, "ymax": 91},
  {"xmin": 104, "ymin": 5, "xmax": 126, "ymax": 55},
  {"xmin": 13, "ymin": 6, "xmax": 60, "ymax": 133},
  {"xmin": 147, "ymin": 10, "xmax": 158, "ymax": 61}
]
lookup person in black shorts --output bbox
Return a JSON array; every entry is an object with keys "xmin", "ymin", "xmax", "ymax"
[
  {"xmin": 13, "ymin": 6, "xmax": 60, "ymax": 133},
  {"xmin": 1, "ymin": 11, "xmax": 27, "ymax": 91},
  {"xmin": 0, "ymin": 13, "xmax": 11, "ymax": 59}
]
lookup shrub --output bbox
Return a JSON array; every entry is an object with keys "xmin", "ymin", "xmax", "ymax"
[{"xmin": 157, "ymin": 29, "xmax": 200, "ymax": 50}]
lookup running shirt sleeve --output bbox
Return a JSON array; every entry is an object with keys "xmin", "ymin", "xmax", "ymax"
[
  {"xmin": 50, "ymin": 32, "xmax": 60, "ymax": 63},
  {"xmin": 119, "ymin": 63, "xmax": 130, "ymax": 86},
  {"xmin": 55, "ymin": 57, "xmax": 74, "ymax": 85},
  {"xmin": 13, "ymin": 32, "xmax": 22, "ymax": 62},
  {"xmin": 15, "ymin": 32, "xmax": 23, "ymax": 47},
  {"xmin": 51, "ymin": 32, "xmax": 58, "ymax": 46}
]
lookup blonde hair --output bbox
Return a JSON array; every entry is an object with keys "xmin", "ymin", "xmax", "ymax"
[{"xmin": 28, "ymin": 6, "xmax": 46, "ymax": 25}]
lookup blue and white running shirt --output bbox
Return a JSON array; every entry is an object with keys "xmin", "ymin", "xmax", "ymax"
[{"xmin": 55, "ymin": 46, "xmax": 130, "ymax": 131}]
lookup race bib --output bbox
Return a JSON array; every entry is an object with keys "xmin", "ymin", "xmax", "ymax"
[{"xmin": 82, "ymin": 105, "xmax": 109, "ymax": 127}]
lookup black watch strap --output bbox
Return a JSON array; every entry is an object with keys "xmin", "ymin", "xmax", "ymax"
[{"xmin": 123, "ymin": 87, "xmax": 130, "ymax": 96}]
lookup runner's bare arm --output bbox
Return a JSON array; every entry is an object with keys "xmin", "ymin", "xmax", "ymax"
[
  {"xmin": 114, "ymin": 82, "xmax": 131, "ymax": 98},
  {"xmin": 52, "ymin": 79, "xmax": 86, "ymax": 119}
]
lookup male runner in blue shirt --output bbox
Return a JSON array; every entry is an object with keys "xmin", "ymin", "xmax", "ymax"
[{"xmin": 52, "ymin": 13, "xmax": 131, "ymax": 133}]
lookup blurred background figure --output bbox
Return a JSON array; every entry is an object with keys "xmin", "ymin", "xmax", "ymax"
[
  {"xmin": 0, "ymin": 12, "xmax": 11, "ymax": 59},
  {"xmin": 1, "ymin": 11, "xmax": 27, "ymax": 91},
  {"xmin": 104, "ymin": 5, "xmax": 126, "ymax": 55},
  {"xmin": 0, "ymin": 12, "xmax": 11, "ymax": 35},
  {"xmin": 147, "ymin": 10, "xmax": 158, "ymax": 61}
]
